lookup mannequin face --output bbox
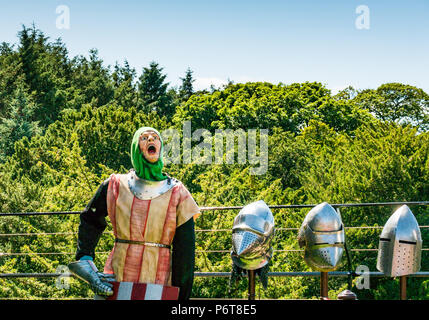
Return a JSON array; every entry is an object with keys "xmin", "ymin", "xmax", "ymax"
[{"xmin": 139, "ymin": 130, "xmax": 161, "ymax": 163}]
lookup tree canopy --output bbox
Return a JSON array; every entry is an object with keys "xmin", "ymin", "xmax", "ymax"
[{"xmin": 0, "ymin": 25, "xmax": 428, "ymax": 300}]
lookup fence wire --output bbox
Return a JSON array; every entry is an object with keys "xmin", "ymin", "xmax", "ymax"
[{"xmin": 1, "ymin": 201, "xmax": 429, "ymax": 300}]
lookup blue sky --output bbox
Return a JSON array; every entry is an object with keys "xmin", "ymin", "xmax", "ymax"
[{"xmin": 0, "ymin": 0, "xmax": 428, "ymax": 93}]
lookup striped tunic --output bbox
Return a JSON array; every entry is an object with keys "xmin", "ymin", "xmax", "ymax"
[{"xmin": 103, "ymin": 173, "xmax": 200, "ymax": 285}]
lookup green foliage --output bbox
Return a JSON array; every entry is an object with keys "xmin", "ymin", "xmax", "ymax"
[
  {"xmin": 137, "ymin": 61, "xmax": 175, "ymax": 121},
  {"xmin": 17, "ymin": 25, "xmax": 73, "ymax": 126},
  {"xmin": 0, "ymin": 25, "xmax": 428, "ymax": 300},
  {"xmin": 112, "ymin": 60, "xmax": 138, "ymax": 110},
  {"xmin": 67, "ymin": 49, "xmax": 115, "ymax": 111},
  {"xmin": 173, "ymin": 81, "xmax": 372, "ymax": 135},
  {"xmin": 0, "ymin": 84, "xmax": 42, "ymax": 161},
  {"xmin": 354, "ymin": 83, "xmax": 429, "ymax": 130},
  {"xmin": 179, "ymin": 68, "xmax": 195, "ymax": 102},
  {"xmin": 57, "ymin": 104, "xmax": 169, "ymax": 174}
]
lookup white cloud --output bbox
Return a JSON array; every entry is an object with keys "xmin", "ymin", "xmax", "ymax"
[
  {"xmin": 193, "ymin": 75, "xmax": 268, "ymax": 91},
  {"xmin": 328, "ymin": 85, "xmax": 350, "ymax": 95},
  {"xmin": 194, "ymin": 77, "xmax": 228, "ymax": 91}
]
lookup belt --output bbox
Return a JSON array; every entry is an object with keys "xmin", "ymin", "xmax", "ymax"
[{"xmin": 115, "ymin": 238, "xmax": 171, "ymax": 249}]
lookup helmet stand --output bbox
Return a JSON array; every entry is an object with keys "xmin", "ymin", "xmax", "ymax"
[
  {"xmin": 320, "ymin": 272, "xmax": 329, "ymax": 300},
  {"xmin": 248, "ymin": 269, "xmax": 256, "ymax": 300},
  {"xmin": 399, "ymin": 275, "xmax": 407, "ymax": 300}
]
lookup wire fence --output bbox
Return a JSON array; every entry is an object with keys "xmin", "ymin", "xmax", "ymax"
[{"xmin": 1, "ymin": 201, "xmax": 429, "ymax": 299}]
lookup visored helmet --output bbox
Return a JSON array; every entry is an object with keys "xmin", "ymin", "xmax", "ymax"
[
  {"xmin": 298, "ymin": 202, "xmax": 345, "ymax": 272},
  {"xmin": 377, "ymin": 205, "xmax": 422, "ymax": 277},
  {"xmin": 231, "ymin": 200, "xmax": 275, "ymax": 270}
]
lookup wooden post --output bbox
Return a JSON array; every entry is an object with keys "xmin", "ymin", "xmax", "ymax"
[
  {"xmin": 320, "ymin": 272, "xmax": 329, "ymax": 299},
  {"xmin": 399, "ymin": 275, "xmax": 407, "ymax": 300},
  {"xmin": 248, "ymin": 269, "xmax": 256, "ymax": 300}
]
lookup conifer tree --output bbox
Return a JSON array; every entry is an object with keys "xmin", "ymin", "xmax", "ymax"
[
  {"xmin": 112, "ymin": 60, "xmax": 137, "ymax": 109},
  {"xmin": 137, "ymin": 61, "xmax": 174, "ymax": 119},
  {"xmin": 179, "ymin": 67, "xmax": 195, "ymax": 101},
  {"xmin": 0, "ymin": 84, "xmax": 41, "ymax": 161},
  {"xmin": 0, "ymin": 42, "xmax": 22, "ymax": 117}
]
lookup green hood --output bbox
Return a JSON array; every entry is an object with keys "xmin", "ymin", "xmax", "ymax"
[{"xmin": 130, "ymin": 126, "xmax": 168, "ymax": 181}]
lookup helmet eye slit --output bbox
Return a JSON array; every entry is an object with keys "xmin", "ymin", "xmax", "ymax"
[
  {"xmin": 398, "ymin": 240, "xmax": 417, "ymax": 245},
  {"xmin": 313, "ymin": 242, "xmax": 343, "ymax": 245}
]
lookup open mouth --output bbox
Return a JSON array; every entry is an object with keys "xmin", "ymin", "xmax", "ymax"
[{"xmin": 147, "ymin": 145, "xmax": 157, "ymax": 155}]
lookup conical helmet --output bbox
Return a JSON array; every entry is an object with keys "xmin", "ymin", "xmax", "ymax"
[
  {"xmin": 298, "ymin": 202, "xmax": 345, "ymax": 272},
  {"xmin": 231, "ymin": 200, "xmax": 275, "ymax": 270},
  {"xmin": 377, "ymin": 205, "xmax": 422, "ymax": 277}
]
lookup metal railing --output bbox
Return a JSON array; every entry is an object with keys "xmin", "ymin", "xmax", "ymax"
[{"xmin": 1, "ymin": 201, "xmax": 429, "ymax": 300}]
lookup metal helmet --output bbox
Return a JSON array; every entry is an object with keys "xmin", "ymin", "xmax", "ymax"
[
  {"xmin": 298, "ymin": 202, "xmax": 345, "ymax": 272},
  {"xmin": 231, "ymin": 200, "xmax": 275, "ymax": 270},
  {"xmin": 376, "ymin": 205, "xmax": 422, "ymax": 277}
]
